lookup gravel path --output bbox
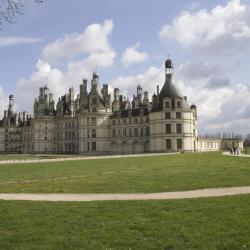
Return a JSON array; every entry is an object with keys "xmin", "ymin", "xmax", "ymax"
[
  {"xmin": 0, "ymin": 186, "xmax": 250, "ymax": 202},
  {"xmin": 0, "ymin": 152, "xmax": 179, "ymax": 165},
  {"xmin": 223, "ymin": 152, "xmax": 250, "ymax": 157}
]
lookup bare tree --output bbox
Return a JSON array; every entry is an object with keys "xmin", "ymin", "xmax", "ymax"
[{"xmin": 0, "ymin": 0, "xmax": 43, "ymax": 30}]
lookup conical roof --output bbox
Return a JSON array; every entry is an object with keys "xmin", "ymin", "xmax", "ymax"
[{"xmin": 159, "ymin": 74, "xmax": 183, "ymax": 100}]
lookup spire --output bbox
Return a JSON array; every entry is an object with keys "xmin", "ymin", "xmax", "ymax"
[{"xmin": 160, "ymin": 57, "xmax": 182, "ymax": 99}]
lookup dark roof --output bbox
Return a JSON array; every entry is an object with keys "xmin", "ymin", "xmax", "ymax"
[
  {"xmin": 111, "ymin": 108, "xmax": 149, "ymax": 119},
  {"xmin": 159, "ymin": 74, "xmax": 183, "ymax": 100},
  {"xmin": 165, "ymin": 59, "xmax": 173, "ymax": 68}
]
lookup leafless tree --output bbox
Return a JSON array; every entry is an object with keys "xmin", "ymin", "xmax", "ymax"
[{"xmin": 0, "ymin": 0, "xmax": 43, "ymax": 30}]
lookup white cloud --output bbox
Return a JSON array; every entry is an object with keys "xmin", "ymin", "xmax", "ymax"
[
  {"xmin": 0, "ymin": 36, "xmax": 42, "ymax": 47},
  {"xmin": 13, "ymin": 20, "xmax": 116, "ymax": 112},
  {"xmin": 42, "ymin": 19, "xmax": 114, "ymax": 65},
  {"xmin": 121, "ymin": 42, "xmax": 148, "ymax": 67},
  {"xmin": 0, "ymin": 86, "xmax": 8, "ymax": 116},
  {"xmin": 110, "ymin": 66, "xmax": 163, "ymax": 98},
  {"xmin": 159, "ymin": 0, "xmax": 250, "ymax": 54},
  {"xmin": 176, "ymin": 61, "xmax": 250, "ymax": 135}
]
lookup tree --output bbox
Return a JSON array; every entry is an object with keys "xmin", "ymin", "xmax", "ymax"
[
  {"xmin": 244, "ymin": 134, "xmax": 250, "ymax": 147},
  {"xmin": 0, "ymin": 0, "xmax": 43, "ymax": 30}
]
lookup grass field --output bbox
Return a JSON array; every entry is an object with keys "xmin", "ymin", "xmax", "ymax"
[
  {"xmin": 0, "ymin": 152, "xmax": 249, "ymax": 193},
  {"xmin": 0, "ymin": 195, "xmax": 249, "ymax": 250}
]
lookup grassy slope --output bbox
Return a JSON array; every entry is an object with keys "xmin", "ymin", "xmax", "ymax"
[
  {"xmin": 0, "ymin": 195, "xmax": 250, "ymax": 249},
  {"xmin": 0, "ymin": 152, "xmax": 249, "ymax": 193}
]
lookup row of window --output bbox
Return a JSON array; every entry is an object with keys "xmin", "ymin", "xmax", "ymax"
[
  {"xmin": 64, "ymin": 132, "xmax": 80, "ymax": 140},
  {"xmin": 64, "ymin": 121, "xmax": 79, "ymax": 130},
  {"xmin": 166, "ymin": 124, "xmax": 182, "ymax": 134},
  {"xmin": 87, "ymin": 141, "xmax": 96, "ymax": 151},
  {"xmin": 87, "ymin": 129, "xmax": 96, "ymax": 138},
  {"xmin": 165, "ymin": 100, "xmax": 182, "ymax": 109},
  {"xmin": 113, "ymin": 116, "xmax": 149, "ymax": 126},
  {"xmin": 113, "ymin": 127, "xmax": 150, "ymax": 138},
  {"xmin": 166, "ymin": 139, "xmax": 183, "ymax": 150},
  {"xmin": 87, "ymin": 117, "xmax": 97, "ymax": 125},
  {"xmin": 165, "ymin": 112, "xmax": 182, "ymax": 120},
  {"xmin": 64, "ymin": 143, "xmax": 79, "ymax": 152}
]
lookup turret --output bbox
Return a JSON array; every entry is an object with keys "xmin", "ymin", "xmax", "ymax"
[
  {"xmin": 8, "ymin": 95, "xmax": 15, "ymax": 117},
  {"xmin": 80, "ymin": 79, "xmax": 88, "ymax": 111},
  {"xmin": 165, "ymin": 58, "xmax": 173, "ymax": 76},
  {"xmin": 137, "ymin": 84, "xmax": 142, "ymax": 104},
  {"xmin": 191, "ymin": 104, "xmax": 197, "ymax": 119},
  {"xmin": 143, "ymin": 91, "xmax": 149, "ymax": 106},
  {"xmin": 112, "ymin": 88, "xmax": 120, "ymax": 112},
  {"xmin": 91, "ymin": 72, "xmax": 99, "ymax": 92},
  {"xmin": 68, "ymin": 87, "xmax": 75, "ymax": 116}
]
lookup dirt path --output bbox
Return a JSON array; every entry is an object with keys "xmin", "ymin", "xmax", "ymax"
[
  {"xmin": 0, "ymin": 186, "xmax": 250, "ymax": 202},
  {"xmin": 223, "ymin": 152, "xmax": 250, "ymax": 157},
  {"xmin": 0, "ymin": 152, "xmax": 179, "ymax": 165}
]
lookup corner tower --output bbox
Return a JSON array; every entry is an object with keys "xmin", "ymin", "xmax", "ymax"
[{"xmin": 149, "ymin": 57, "xmax": 198, "ymax": 153}]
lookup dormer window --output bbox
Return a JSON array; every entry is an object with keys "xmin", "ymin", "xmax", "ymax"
[
  {"xmin": 177, "ymin": 101, "xmax": 181, "ymax": 108},
  {"xmin": 165, "ymin": 102, "xmax": 170, "ymax": 108}
]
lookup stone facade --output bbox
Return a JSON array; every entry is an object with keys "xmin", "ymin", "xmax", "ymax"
[{"xmin": 0, "ymin": 59, "xmax": 243, "ymax": 154}]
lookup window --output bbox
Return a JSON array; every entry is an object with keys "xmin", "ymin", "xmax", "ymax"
[
  {"xmin": 112, "ymin": 119, "xmax": 115, "ymax": 125},
  {"xmin": 166, "ymin": 139, "xmax": 171, "ymax": 149},
  {"xmin": 141, "ymin": 128, "xmax": 143, "ymax": 136},
  {"xmin": 123, "ymin": 128, "xmax": 127, "ymax": 137},
  {"xmin": 146, "ymin": 127, "xmax": 150, "ymax": 136},
  {"xmin": 92, "ymin": 142, "xmax": 96, "ymax": 151},
  {"xmin": 146, "ymin": 117, "xmax": 149, "ymax": 123},
  {"xmin": 140, "ymin": 117, "xmax": 143, "ymax": 124},
  {"xmin": 134, "ymin": 118, "xmax": 138, "ymax": 124},
  {"xmin": 87, "ymin": 142, "xmax": 90, "ymax": 151},
  {"xmin": 177, "ymin": 101, "xmax": 181, "ymax": 108},
  {"xmin": 171, "ymin": 99, "xmax": 175, "ymax": 110},
  {"xmin": 177, "ymin": 139, "xmax": 182, "ymax": 150},
  {"xmin": 176, "ymin": 124, "xmax": 182, "ymax": 134},
  {"xmin": 118, "ymin": 129, "xmax": 121, "ymax": 137},
  {"xmin": 113, "ymin": 129, "xmax": 116, "ymax": 137},
  {"xmin": 129, "ymin": 118, "xmax": 132, "ymax": 124},
  {"xmin": 92, "ymin": 129, "xmax": 96, "ymax": 138},
  {"xmin": 176, "ymin": 112, "xmax": 181, "ymax": 119},
  {"xmin": 92, "ymin": 117, "xmax": 96, "ymax": 125},
  {"xmin": 134, "ymin": 128, "xmax": 138, "ymax": 136},
  {"xmin": 92, "ymin": 97, "xmax": 96, "ymax": 105},
  {"xmin": 165, "ymin": 112, "xmax": 171, "ymax": 119},
  {"xmin": 165, "ymin": 102, "xmax": 170, "ymax": 108},
  {"xmin": 123, "ymin": 119, "xmax": 126, "ymax": 125},
  {"xmin": 165, "ymin": 124, "xmax": 171, "ymax": 134},
  {"xmin": 129, "ymin": 128, "xmax": 132, "ymax": 137},
  {"xmin": 92, "ymin": 108, "xmax": 96, "ymax": 112}
]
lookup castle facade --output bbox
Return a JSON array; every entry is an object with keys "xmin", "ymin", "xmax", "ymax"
[{"xmin": 0, "ymin": 59, "xmax": 243, "ymax": 154}]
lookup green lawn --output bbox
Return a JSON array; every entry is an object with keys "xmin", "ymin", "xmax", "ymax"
[
  {"xmin": 0, "ymin": 152, "xmax": 249, "ymax": 193},
  {"xmin": 0, "ymin": 195, "xmax": 249, "ymax": 249}
]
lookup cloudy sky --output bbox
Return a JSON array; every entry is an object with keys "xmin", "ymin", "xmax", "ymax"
[{"xmin": 0, "ymin": 0, "xmax": 250, "ymax": 135}]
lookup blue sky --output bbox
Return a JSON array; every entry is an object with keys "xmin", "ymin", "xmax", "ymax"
[{"xmin": 0, "ymin": 0, "xmax": 250, "ymax": 135}]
